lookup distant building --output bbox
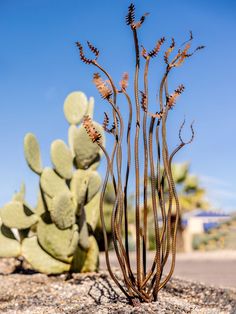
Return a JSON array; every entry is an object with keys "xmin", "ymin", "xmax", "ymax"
[
  {"xmin": 182, "ymin": 210, "xmax": 230, "ymax": 233},
  {"xmin": 182, "ymin": 210, "xmax": 230, "ymax": 252}
]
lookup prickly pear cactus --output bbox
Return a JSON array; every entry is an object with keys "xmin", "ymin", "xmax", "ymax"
[{"xmin": 0, "ymin": 91, "xmax": 104, "ymax": 274}]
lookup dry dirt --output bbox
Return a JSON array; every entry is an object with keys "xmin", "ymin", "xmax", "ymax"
[{"xmin": 0, "ymin": 258, "xmax": 235, "ymax": 314}]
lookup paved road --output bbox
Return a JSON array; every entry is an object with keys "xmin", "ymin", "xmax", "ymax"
[{"xmin": 100, "ymin": 251, "xmax": 236, "ymax": 289}]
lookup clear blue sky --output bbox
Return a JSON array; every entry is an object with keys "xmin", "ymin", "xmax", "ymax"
[{"xmin": 0, "ymin": 0, "xmax": 236, "ymax": 212}]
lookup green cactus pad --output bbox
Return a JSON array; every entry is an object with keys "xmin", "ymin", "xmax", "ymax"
[
  {"xmin": 70, "ymin": 246, "xmax": 87, "ymax": 273},
  {"xmin": 73, "ymin": 122, "xmax": 105, "ymax": 169},
  {"xmin": 81, "ymin": 235, "xmax": 99, "ymax": 273},
  {"xmin": 35, "ymin": 191, "xmax": 46, "ymax": 216},
  {"xmin": 37, "ymin": 220, "xmax": 79, "ymax": 263},
  {"xmin": 22, "ymin": 236, "xmax": 70, "ymax": 274},
  {"xmin": 0, "ymin": 201, "xmax": 38, "ymax": 229},
  {"xmin": 85, "ymin": 193, "xmax": 100, "ymax": 231},
  {"xmin": 40, "ymin": 167, "xmax": 70, "ymax": 198},
  {"xmin": 68, "ymin": 125, "xmax": 78, "ymax": 158},
  {"xmin": 70, "ymin": 169, "xmax": 101, "ymax": 206},
  {"xmin": 77, "ymin": 207, "xmax": 89, "ymax": 251},
  {"xmin": 64, "ymin": 91, "xmax": 88, "ymax": 125},
  {"xmin": 44, "ymin": 194, "xmax": 54, "ymax": 212},
  {"xmin": 87, "ymin": 171, "xmax": 102, "ymax": 204},
  {"xmin": 0, "ymin": 224, "xmax": 21, "ymax": 257},
  {"xmin": 51, "ymin": 192, "xmax": 76, "ymax": 230},
  {"xmin": 70, "ymin": 235, "xmax": 99, "ymax": 273},
  {"xmin": 24, "ymin": 133, "xmax": 43, "ymax": 174},
  {"xmin": 51, "ymin": 140, "xmax": 73, "ymax": 180},
  {"xmin": 70, "ymin": 169, "xmax": 89, "ymax": 205}
]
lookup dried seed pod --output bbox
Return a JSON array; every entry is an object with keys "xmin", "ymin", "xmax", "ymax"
[
  {"xmin": 196, "ymin": 45, "xmax": 205, "ymax": 51},
  {"xmin": 141, "ymin": 45, "xmax": 148, "ymax": 59},
  {"xmin": 126, "ymin": 3, "xmax": 135, "ymax": 26},
  {"xmin": 174, "ymin": 43, "xmax": 191, "ymax": 67},
  {"xmin": 147, "ymin": 111, "xmax": 162, "ymax": 119},
  {"xmin": 189, "ymin": 30, "xmax": 193, "ymax": 41},
  {"xmin": 134, "ymin": 13, "xmax": 149, "ymax": 29},
  {"xmin": 148, "ymin": 37, "xmax": 165, "ymax": 58},
  {"xmin": 164, "ymin": 38, "xmax": 175, "ymax": 65},
  {"xmin": 119, "ymin": 72, "xmax": 129, "ymax": 90},
  {"xmin": 186, "ymin": 45, "xmax": 205, "ymax": 58},
  {"xmin": 179, "ymin": 31, "xmax": 193, "ymax": 49},
  {"xmin": 140, "ymin": 91, "xmax": 147, "ymax": 112},
  {"xmin": 93, "ymin": 73, "xmax": 112, "ymax": 100},
  {"xmin": 87, "ymin": 41, "xmax": 99, "ymax": 59},
  {"xmin": 83, "ymin": 115, "xmax": 102, "ymax": 143},
  {"xmin": 75, "ymin": 42, "xmax": 93, "ymax": 64},
  {"xmin": 102, "ymin": 112, "xmax": 110, "ymax": 132},
  {"xmin": 109, "ymin": 119, "xmax": 119, "ymax": 134},
  {"xmin": 167, "ymin": 84, "xmax": 185, "ymax": 108}
]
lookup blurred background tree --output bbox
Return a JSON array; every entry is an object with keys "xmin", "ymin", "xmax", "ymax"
[
  {"xmin": 172, "ymin": 162, "xmax": 209, "ymax": 212},
  {"xmin": 95, "ymin": 162, "xmax": 210, "ymax": 252},
  {"xmin": 148, "ymin": 162, "xmax": 210, "ymax": 251}
]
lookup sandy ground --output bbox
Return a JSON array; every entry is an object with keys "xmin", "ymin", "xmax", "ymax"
[
  {"xmin": 0, "ymin": 251, "xmax": 235, "ymax": 313},
  {"xmin": 0, "ymin": 271, "xmax": 235, "ymax": 313},
  {"xmin": 100, "ymin": 250, "xmax": 236, "ymax": 289}
]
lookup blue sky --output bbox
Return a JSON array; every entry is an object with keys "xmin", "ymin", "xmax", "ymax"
[{"xmin": 0, "ymin": 0, "xmax": 236, "ymax": 212}]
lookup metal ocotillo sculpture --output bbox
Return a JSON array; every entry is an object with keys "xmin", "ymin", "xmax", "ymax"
[{"xmin": 76, "ymin": 3, "xmax": 204, "ymax": 304}]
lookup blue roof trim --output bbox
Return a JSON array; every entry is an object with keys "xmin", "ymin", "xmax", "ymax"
[{"xmin": 195, "ymin": 211, "xmax": 229, "ymax": 217}]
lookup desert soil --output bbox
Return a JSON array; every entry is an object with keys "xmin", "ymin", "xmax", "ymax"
[{"xmin": 0, "ymin": 258, "xmax": 235, "ymax": 314}]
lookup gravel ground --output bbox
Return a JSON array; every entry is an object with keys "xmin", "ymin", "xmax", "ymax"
[
  {"xmin": 100, "ymin": 251, "xmax": 236, "ymax": 288},
  {"xmin": 0, "ymin": 259, "xmax": 235, "ymax": 314}
]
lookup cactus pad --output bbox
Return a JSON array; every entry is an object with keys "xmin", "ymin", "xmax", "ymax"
[
  {"xmin": 68, "ymin": 125, "xmax": 78, "ymax": 158},
  {"xmin": 24, "ymin": 133, "xmax": 43, "ymax": 174},
  {"xmin": 70, "ymin": 246, "xmax": 87, "ymax": 273},
  {"xmin": 64, "ymin": 91, "xmax": 88, "ymax": 125},
  {"xmin": 73, "ymin": 122, "xmax": 105, "ymax": 169},
  {"xmin": 77, "ymin": 207, "xmax": 90, "ymax": 251},
  {"xmin": 0, "ymin": 90, "xmax": 104, "ymax": 275},
  {"xmin": 87, "ymin": 171, "xmax": 102, "ymax": 203},
  {"xmin": 70, "ymin": 169, "xmax": 89, "ymax": 205},
  {"xmin": 0, "ymin": 224, "xmax": 21, "ymax": 257},
  {"xmin": 40, "ymin": 167, "xmax": 70, "ymax": 198},
  {"xmin": 51, "ymin": 192, "xmax": 76, "ymax": 229},
  {"xmin": 0, "ymin": 201, "xmax": 38, "ymax": 229},
  {"xmin": 51, "ymin": 140, "xmax": 73, "ymax": 179},
  {"xmin": 85, "ymin": 193, "xmax": 100, "ymax": 231},
  {"xmin": 81, "ymin": 235, "xmax": 99, "ymax": 272},
  {"xmin": 37, "ymin": 220, "xmax": 79, "ymax": 263},
  {"xmin": 22, "ymin": 236, "xmax": 70, "ymax": 274},
  {"xmin": 35, "ymin": 191, "xmax": 46, "ymax": 216},
  {"xmin": 44, "ymin": 194, "xmax": 54, "ymax": 212},
  {"xmin": 70, "ymin": 169, "xmax": 101, "ymax": 206}
]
